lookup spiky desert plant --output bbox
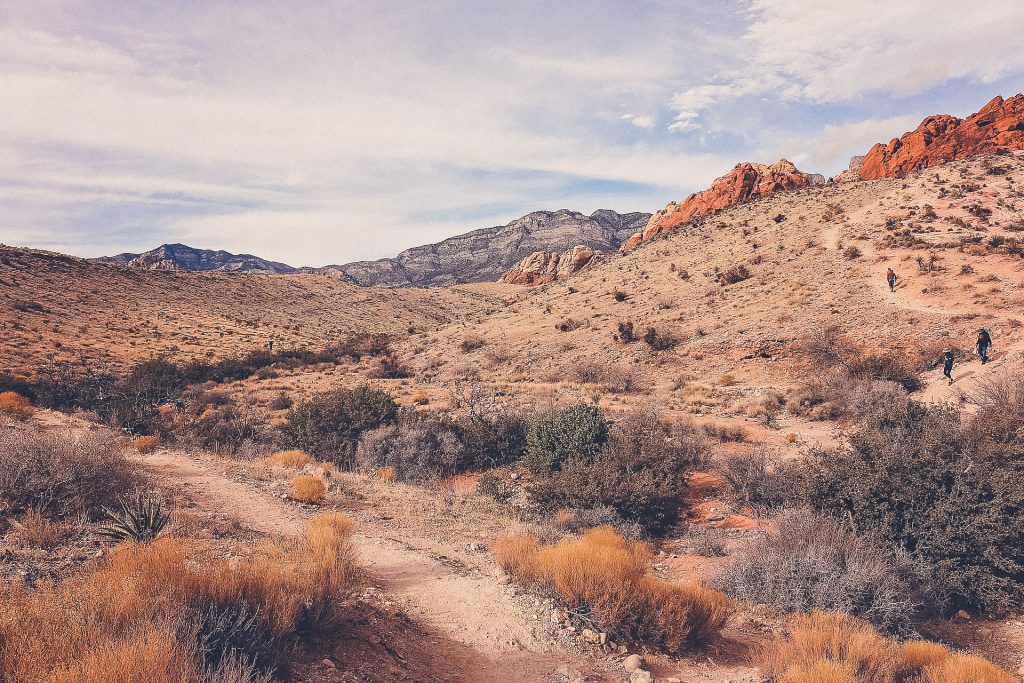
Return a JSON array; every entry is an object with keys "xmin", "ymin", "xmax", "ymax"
[{"xmin": 100, "ymin": 492, "xmax": 170, "ymax": 543}]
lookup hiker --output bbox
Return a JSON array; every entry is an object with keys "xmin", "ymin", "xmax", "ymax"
[
  {"xmin": 268, "ymin": 339, "xmax": 274, "ymax": 352},
  {"xmin": 886, "ymin": 267, "xmax": 897, "ymax": 292},
  {"xmin": 942, "ymin": 348, "xmax": 955, "ymax": 385},
  {"xmin": 977, "ymin": 328, "xmax": 992, "ymax": 364}
]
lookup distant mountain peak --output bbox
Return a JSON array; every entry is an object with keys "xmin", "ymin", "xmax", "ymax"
[{"xmin": 93, "ymin": 243, "xmax": 296, "ymax": 274}]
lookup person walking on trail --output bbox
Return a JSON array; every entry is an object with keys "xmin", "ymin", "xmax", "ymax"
[
  {"xmin": 942, "ymin": 348, "xmax": 955, "ymax": 385},
  {"xmin": 977, "ymin": 328, "xmax": 992, "ymax": 364},
  {"xmin": 886, "ymin": 267, "xmax": 897, "ymax": 292}
]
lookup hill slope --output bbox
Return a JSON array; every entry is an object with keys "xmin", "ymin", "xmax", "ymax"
[{"xmin": 95, "ymin": 243, "xmax": 297, "ymax": 274}]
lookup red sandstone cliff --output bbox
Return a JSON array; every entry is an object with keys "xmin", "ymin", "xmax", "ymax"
[{"xmin": 499, "ymin": 245, "xmax": 598, "ymax": 285}]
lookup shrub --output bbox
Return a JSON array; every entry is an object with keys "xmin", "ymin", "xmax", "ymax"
[
  {"xmin": 573, "ymin": 359, "xmax": 649, "ymax": 394},
  {"xmin": 459, "ymin": 335, "xmax": 485, "ymax": 352},
  {"xmin": 9, "ymin": 508, "xmax": 66, "ymax": 549},
  {"xmin": 615, "ymin": 321, "xmax": 637, "ymax": 343},
  {"xmin": 289, "ymin": 475, "xmax": 327, "ymax": 503},
  {"xmin": 642, "ymin": 327, "xmax": 678, "ymax": 351},
  {"xmin": 493, "ymin": 527, "xmax": 730, "ymax": 654},
  {"xmin": 0, "ymin": 426, "xmax": 137, "ymax": 519},
  {"xmin": 713, "ymin": 445, "xmax": 790, "ymax": 513},
  {"xmin": 132, "ymin": 435, "xmax": 160, "ymax": 453},
  {"xmin": 0, "ymin": 513, "xmax": 356, "ymax": 680},
  {"xmin": 171, "ymin": 388, "xmax": 271, "ymax": 455},
  {"xmin": 354, "ymin": 417, "xmax": 461, "ymax": 483},
  {"xmin": 529, "ymin": 409, "xmax": 706, "ymax": 534},
  {"xmin": 100, "ymin": 492, "xmax": 170, "ymax": 543},
  {"xmin": 716, "ymin": 264, "xmax": 751, "ymax": 285},
  {"xmin": 447, "ymin": 386, "xmax": 528, "ymax": 470},
  {"xmin": 758, "ymin": 611, "xmax": 1013, "ymax": 683},
  {"xmin": 282, "ymin": 385, "xmax": 398, "ymax": 466},
  {"xmin": 843, "ymin": 244, "xmax": 863, "ymax": 259},
  {"xmin": 265, "ymin": 450, "xmax": 313, "ymax": 469},
  {"xmin": 523, "ymin": 403, "xmax": 608, "ymax": 475},
  {"xmin": 268, "ymin": 392, "xmax": 293, "ymax": 410},
  {"xmin": 796, "ymin": 396, "xmax": 1024, "ymax": 613},
  {"xmin": 476, "ymin": 472, "xmax": 514, "ymax": 503},
  {"xmin": 0, "ymin": 391, "xmax": 34, "ymax": 420},
  {"xmin": 715, "ymin": 510, "xmax": 923, "ymax": 634}
]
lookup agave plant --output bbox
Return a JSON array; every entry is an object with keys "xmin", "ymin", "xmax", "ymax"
[{"xmin": 99, "ymin": 491, "xmax": 170, "ymax": 543}]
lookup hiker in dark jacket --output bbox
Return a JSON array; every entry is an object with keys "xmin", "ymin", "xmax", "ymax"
[
  {"xmin": 977, "ymin": 328, "xmax": 992, "ymax": 364},
  {"xmin": 886, "ymin": 267, "xmax": 897, "ymax": 292},
  {"xmin": 942, "ymin": 348, "xmax": 955, "ymax": 385}
]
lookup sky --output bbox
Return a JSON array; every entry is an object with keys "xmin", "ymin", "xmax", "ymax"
[{"xmin": 1, "ymin": 1, "xmax": 1023, "ymax": 267}]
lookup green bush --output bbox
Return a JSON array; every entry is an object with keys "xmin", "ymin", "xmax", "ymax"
[
  {"xmin": 523, "ymin": 403, "xmax": 608, "ymax": 475},
  {"xmin": 796, "ymin": 393, "xmax": 1024, "ymax": 613},
  {"xmin": 455, "ymin": 411, "xmax": 527, "ymax": 471},
  {"xmin": 282, "ymin": 385, "xmax": 398, "ymax": 466}
]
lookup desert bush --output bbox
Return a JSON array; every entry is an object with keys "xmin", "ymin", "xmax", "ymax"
[
  {"xmin": 843, "ymin": 244, "xmax": 863, "ymax": 259},
  {"xmin": 615, "ymin": 321, "xmax": 637, "ymax": 343},
  {"xmin": 459, "ymin": 335, "xmax": 485, "ymax": 352},
  {"xmin": 447, "ymin": 384, "xmax": 528, "ymax": 470},
  {"xmin": 714, "ymin": 445, "xmax": 790, "ymax": 513},
  {"xmin": 476, "ymin": 471, "xmax": 514, "ymax": 503},
  {"xmin": 133, "ymin": 435, "xmax": 160, "ymax": 453},
  {"xmin": 0, "ymin": 391, "xmax": 34, "ymax": 420},
  {"xmin": 801, "ymin": 328, "xmax": 922, "ymax": 393},
  {"xmin": 100, "ymin": 492, "xmax": 170, "ymax": 543},
  {"xmin": 796, "ymin": 396, "xmax": 1024, "ymax": 613},
  {"xmin": 288, "ymin": 475, "xmax": 326, "ymax": 503},
  {"xmin": 523, "ymin": 403, "xmax": 608, "ymax": 475},
  {"xmin": 355, "ymin": 417, "xmax": 461, "ymax": 483},
  {"xmin": 0, "ymin": 426, "xmax": 137, "ymax": 519},
  {"xmin": 282, "ymin": 385, "xmax": 398, "ymax": 466},
  {"xmin": 265, "ymin": 450, "xmax": 313, "ymax": 469},
  {"xmin": 573, "ymin": 359, "xmax": 649, "ymax": 394},
  {"xmin": 493, "ymin": 527, "xmax": 731, "ymax": 654},
  {"xmin": 757, "ymin": 610, "xmax": 1013, "ymax": 683},
  {"xmin": 8, "ymin": 508, "xmax": 66, "ymax": 549},
  {"xmin": 715, "ymin": 510, "xmax": 923, "ymax": 634},
  {"xmin": 642, "ymin": 327, "xmax": 678, "ymax": 351},
  {"xmin": 0, "ymin": 513, "xmax": 357, "ymax": 681},
  {"xmin": 268, "ymin": 392, "xmax": 293, "ymax": 410},
  {"xmin": 552, "ymin": 504, "xmax": 645, "ymax": 540},
  {"xmin": 716, "ymin": 264, "xmax": 751, "ymax": 285},
  {"xmin": 529, "ymin": 409, "xmax": 706, "ymax": 534},
  {"xmin": 171, "ymin": 388, "xmax": 271, "ymax": 455}
]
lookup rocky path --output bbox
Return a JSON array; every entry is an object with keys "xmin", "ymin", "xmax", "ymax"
[{"xmin": 139, "ymin": 449, "xmax": 606, "ymax": 682}]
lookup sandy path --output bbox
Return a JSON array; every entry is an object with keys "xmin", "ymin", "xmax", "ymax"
[{"xmin": 139, "ymin": 449, "xmax": 591, "ymax": 682}]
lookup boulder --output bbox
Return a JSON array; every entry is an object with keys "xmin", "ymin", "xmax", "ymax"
[
  {"xmin": 499, "ymin": 245, "xmax": 599, "ymax": 285},
  {"xmin": 622, "ymin": 654, "xmax": 644, "ymax": 672}
]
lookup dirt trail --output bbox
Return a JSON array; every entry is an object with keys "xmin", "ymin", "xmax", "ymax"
[{"xmin": 139, "ymin": 449, "xmax": 598, "ymax": 682}]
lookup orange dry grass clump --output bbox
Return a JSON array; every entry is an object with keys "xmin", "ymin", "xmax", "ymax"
[
  {"xmin": 266, "ymin": 449, "xmax": 313, "ymax": 469},
  {"xmin": 0, "ymin": 391, "xmax": 34, "ymax": 420},
  {"xmin": 493, "ymin": 526, "xmax": 731, "ymax": 653},
  {"xmin": 131, "ymin": 435, "xmax": 159, "ymax": 453},
  {"xmin": 0, "ymin": 513, "xmax": 356, "ymax": 683},
  {"xmin": 759, "ymin": 611, "xmax": 1014, "ymax": 683},
  {"xmin": 289, "ymin": 475, "xmax": 326, "ymax": 503}
]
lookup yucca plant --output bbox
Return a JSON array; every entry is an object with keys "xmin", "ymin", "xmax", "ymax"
[{"xmin": 99, "ymin": 491, "xmax": 170, "ymax": 543}]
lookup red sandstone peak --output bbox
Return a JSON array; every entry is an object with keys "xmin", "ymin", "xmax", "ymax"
[
  {"xmin": 499, "ymin": 245, "xmax": 598, "ymax": 285},
  {"xmin": 624, "ymin": 159, "xmax": 819, "ymax": 250},
  {"xmin": 858, "ymin": 94, "xmax": 1024, "ymax": 180}
]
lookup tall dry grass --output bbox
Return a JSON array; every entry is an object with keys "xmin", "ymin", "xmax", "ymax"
[
  {"xmin": 0, "ymin": 391, "xmax": 34, "ymax": 420},
  {"xmin": 758, "ymin": 611, "xmax": 1014, "ymax": 683},
  {"xmin": 265, "ymin": 449, "xmax": 312, "ymax": 469},
  {"xmin": 493, "ymin": 526, "xmax": 730, "ymax": 653},
  {"xmin": 0, "ymin": 513, "xmax": 357, "ymax": 682}
]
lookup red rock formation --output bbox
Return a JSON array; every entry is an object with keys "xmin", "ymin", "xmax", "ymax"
[
  {"xmin": 858, "ymin": 95, "xmax": 1024, "ymax": 180},
  {"xmin": 624, "ymin": 159, "xmax": 815, "ymax": 250},
  {"xmin": 499, "ymin": 245, "xmax": 598, "ymax": 285}
]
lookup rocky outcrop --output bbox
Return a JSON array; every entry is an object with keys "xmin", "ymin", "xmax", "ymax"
[
  {"xmin": 332, "ymin": 209, "xmax": 649, "ymax": 287},
  {"xmin": 94, "ymin": 244, "xmax": 296, "ymax": 274},
  {"xmin": 624, "ymin": 159, "xmax": 817, "ymax": 250},
  {"xmin": 499, "ymin": 245, "xmax": 598, "ymax": 285},
  {"xmin": 858, "ymin": 94, "xmax": 1024, "ymax": 179}
]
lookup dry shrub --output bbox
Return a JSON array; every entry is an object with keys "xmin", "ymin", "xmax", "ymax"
[
  {"xmin": 0, "ymin": 391, "xmax": 34, "ymax": 420},
  {"xmin": 289, "ymin": 475, "xmax": 326, "ymax": 503},
  {"xmin": 355, "ymin": 418, "xmax": 461, "ymax": 482},
  {"xmin": 493, "ymin": 526, "xmax": 730, "ymax": 653},
  {"xmin": 132, "ymin": 435, "xmax": 159, "ymax": 453},
  {"xmin": 9, "ymin": 508, "xmax": 67, "ymax": 549},
  {"xmin": 0, "ymin": 425, "xmax": 137, "ymax": 519},
  {"xmin": 714, "ymin": 445, "xmax": 790, "ymax": 513},
  {"xmin": 758, "ymin": 611, "xmax": 1013, "ymax": 683},
  {"xmin": 265, "ymin": 450, "xmax": 313, "ymax": 469},
  {"xmin": 0, "ymin": 513, "xmax": 356, "ymax": 681}
]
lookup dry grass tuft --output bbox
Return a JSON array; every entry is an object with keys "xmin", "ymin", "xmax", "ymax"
[
  {"xmin": 494, "ymin": 526, "xmax": 730, "ymax": 653},
  {"xmin": 265, "ymin": 449, "xmax": 313, "ymax": 469},
  {"xmin": 0, "ymin": 391, "xmax": 34, "ymax": 420},
  {"xmin": 9, "ymin": 508, "xmax": 67, "ymax": 548},
  {"xmin": 131, "ymin": 435, "xmax": 159, "ymax": 453},
  {"xmin": 0, "ymin": 513, "xmax": 356, "ymax": 682},
  {"xmin": 289, "ymin": 475, "xmax": 326, "ymax": 503},
  {"xmin": 758, "ymin": 611, "xmax": 1013, "ymax": 683}
]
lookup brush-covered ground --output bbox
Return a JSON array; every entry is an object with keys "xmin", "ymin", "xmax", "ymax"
[{"xmin": 2, "ymin": 153, "xmax": 1024, "ymax": 682}]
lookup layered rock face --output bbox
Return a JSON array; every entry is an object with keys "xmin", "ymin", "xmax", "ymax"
[
  {"xmin": 499, "ymin": 245, "xmax": 598, "ymax": 285},
  {"xmin": 334, "ymin": 209, "xmax": 649, "ymax": 287},
  {"xmin": 95, "ymin": 244, "xmax": 296, "ymax": 274},
  {"xmin": 858, "ymin": 95, "xmax": 1024, "ymax": 179},
  {"xmin": 624, "ymin": 159, "xmax": 817, "ymax": 250}
]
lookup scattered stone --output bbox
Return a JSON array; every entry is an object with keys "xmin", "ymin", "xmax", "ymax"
[
  {"xmin": 622, "ymin": 654, "xmax": 644, "ymax": 672},
  {"xmin": 551, "ymin": 608, "xmax": 568, "ymax": 623},
  {"xmin": 977, "ymin": 626, "xmax": 993, "ymax": 639},
  {"xmin": 581, "ymin": 628, "xmax": 600, "ymax": 644},
  {"xmin": 321, "ymin": 659, "xmax": 336, "ymax": 669},
  {"xmin": 629, "ymin": 670, "xmax": 653, "ymax": 683},
  {"xmin": 955, "ymin": 609, "xmax": 972, "ymax": 621},
  {"xmin": 553, "ymin": 665, "xmax": 586, "ymax": 683}
]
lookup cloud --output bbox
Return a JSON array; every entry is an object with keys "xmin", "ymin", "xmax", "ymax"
[{"xmin": 621, "ymin": 114, "xmax": 656, "ymax": 130}]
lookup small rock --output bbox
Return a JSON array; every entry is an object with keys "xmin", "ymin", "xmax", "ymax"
[
  {"xmin": 598, "ymin": 632, "xmax": 607, "ymax": 645},
  {"xmin": 955, "ymin": 609, "xmax": 972, "ymax": 621},
  {"xmin": 581, "ymin": 628, "xmax": 600, "ymax": 644},
  {"xmin": 617, "ymin": 644, "xmax": 629, "ymax": 655},
  {"xmin": 629, "ymin": 671, "xmax": 653, "ymax": 683},
  {"xmin": 977, "ymin": 626, "xmax": 993, "ymax": 639},
  {"xmin": 553, "ymin": 664, "xmax": 586, "ymax": 683},
  {"xmin": 551, "ymin": 608, "xmax": 568, "ymax": 623},
  {"xmin": 622, "ymin": 654, "xmax": 644, "ymax": 672},
  {"xmin": 321, "ymin": 659, "xmax": 336, "ymax": 669}
]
